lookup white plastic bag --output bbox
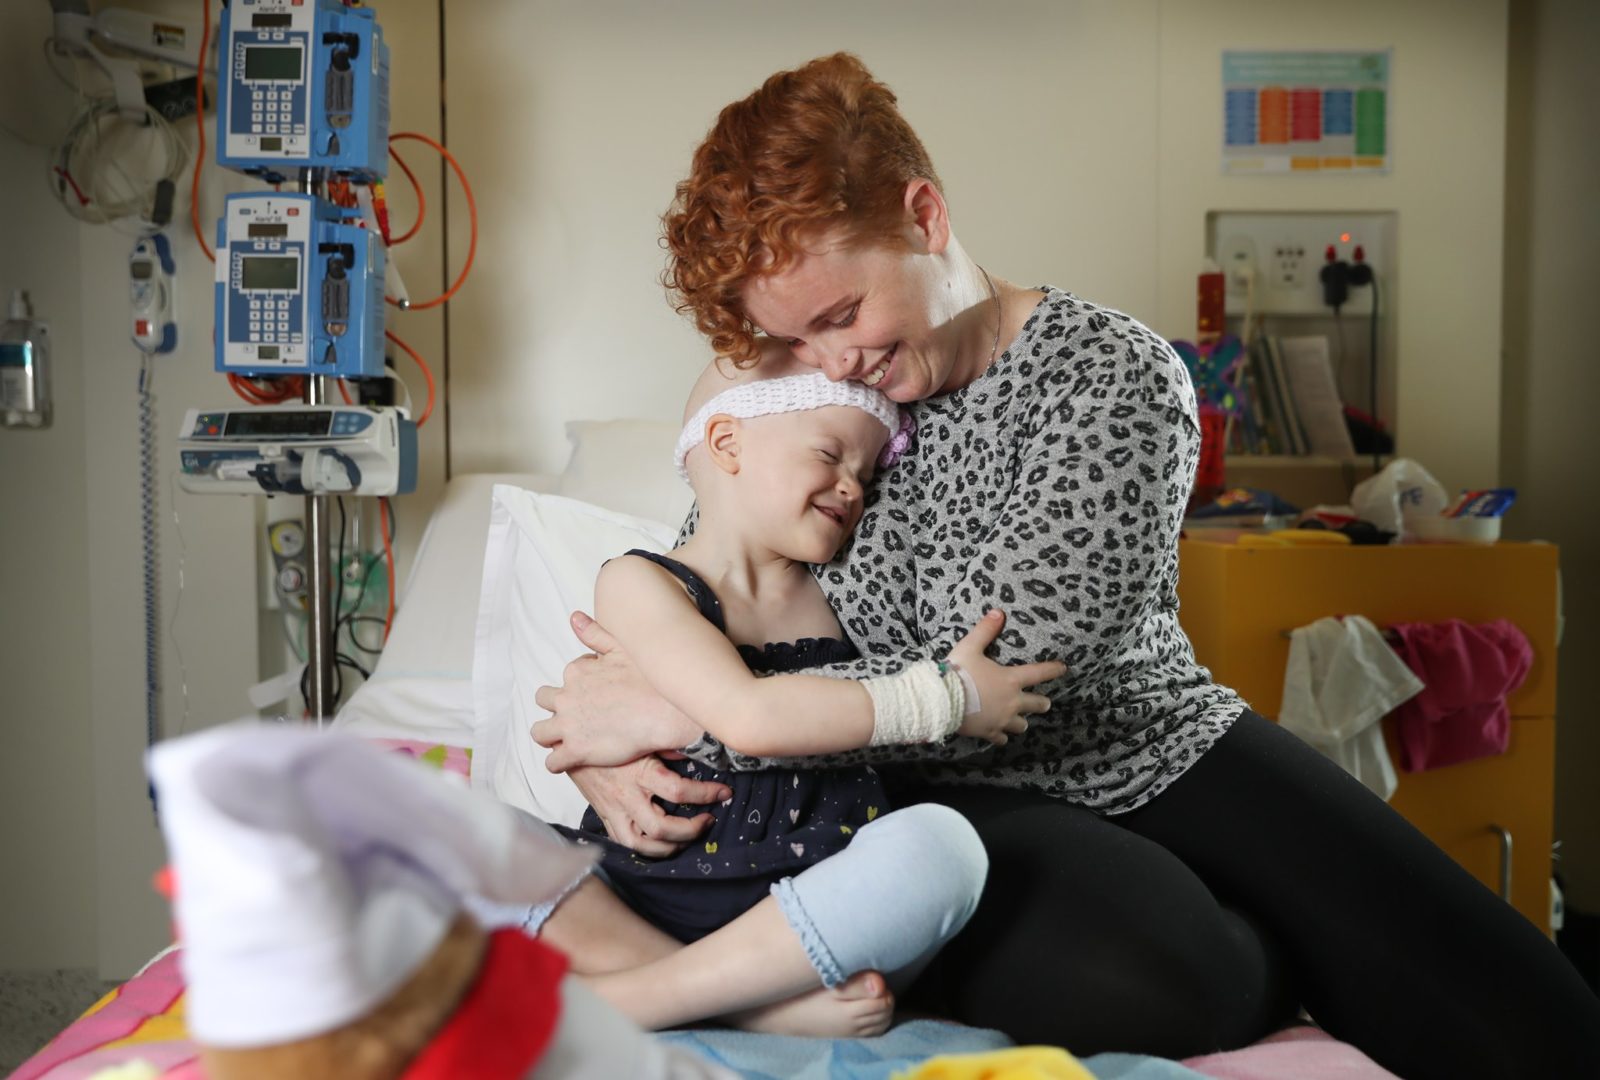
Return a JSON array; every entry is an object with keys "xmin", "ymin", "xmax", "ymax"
[{"xmin": 1350, "ymin": 458, "xmax": 1448, "ymax": 538}]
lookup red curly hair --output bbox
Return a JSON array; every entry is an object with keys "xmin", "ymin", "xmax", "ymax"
[{"xmin": 662, "ymin": 53, "xmax": 942, "ymax": 366}]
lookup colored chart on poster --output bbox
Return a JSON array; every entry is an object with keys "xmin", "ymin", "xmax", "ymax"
[{"xmin": 1222, "ymin": 50, "xmax": 1390, "ymax": 174}]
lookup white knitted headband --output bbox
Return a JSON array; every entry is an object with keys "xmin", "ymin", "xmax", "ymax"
[{"xmin": 674, "ymin": 371, "xmax": 910, "ymax": 481}]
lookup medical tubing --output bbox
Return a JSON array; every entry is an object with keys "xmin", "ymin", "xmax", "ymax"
[
  {"xmin": 388, "ymin": 144, "xmax": 425, "ymax": 244},
  {"xmin": 384, "ymin": 328, "xmax": 435, "ymax": 427},
  {"xmin": 384, "ymin": 131, "xmax": 477, "ymax": 310},
  {"xmin": 50, "ymin": 99, "xmax": 187, "ymax": 226},
  {"xmin": 139, "ymin": 357, "xmax": 160, "ymax": 769}
]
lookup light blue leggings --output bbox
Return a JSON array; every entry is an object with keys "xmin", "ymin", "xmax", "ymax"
[{"xmin": 471, "ymin": 802, "xmax": 988, "ymax": 992}]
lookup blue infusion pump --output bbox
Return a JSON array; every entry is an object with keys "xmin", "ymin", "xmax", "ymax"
[
  {"xmin": 215, "ymin": 192, "xmax": 385, "ymax": 379},
  {"xmin": 217, "ymin": 0, "xmax": 390, "ymax": 181}
]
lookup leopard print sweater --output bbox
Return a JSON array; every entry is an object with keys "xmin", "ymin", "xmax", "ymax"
[{"xmin": 683, "ymin": 288, "xmax": 1246, "ymax": 814}]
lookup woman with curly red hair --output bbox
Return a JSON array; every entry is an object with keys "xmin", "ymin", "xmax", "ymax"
[{"xmin": 534, "ymin": 53, "xmax": 1599, "ymax": 1075}]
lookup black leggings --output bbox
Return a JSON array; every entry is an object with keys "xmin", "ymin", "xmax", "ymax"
[{"xmin": 899, "ymin": 711, "xmax": 1600, "ymax": 1079}]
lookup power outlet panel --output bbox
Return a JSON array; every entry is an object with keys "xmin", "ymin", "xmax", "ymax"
[{"xmin": 1207, "ymin": 211, "xmax": 1395, "ymax": 316}]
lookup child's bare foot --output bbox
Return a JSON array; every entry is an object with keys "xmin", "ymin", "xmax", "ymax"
[{"xmin": 727, "ymin": 971, "xmax": 894, "ymax": 1038}]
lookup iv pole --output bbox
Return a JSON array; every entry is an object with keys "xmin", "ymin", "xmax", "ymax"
[{"xmin": 300, "ymin": 165, "xmax": 336, "ymax": 721}]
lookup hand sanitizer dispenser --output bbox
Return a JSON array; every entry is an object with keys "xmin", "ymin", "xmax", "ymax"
[{"xmin": 1, "ymin": 290, "xmax": 51, "ymax": 430}]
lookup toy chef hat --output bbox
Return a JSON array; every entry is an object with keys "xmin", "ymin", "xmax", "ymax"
[{"xmin": 147, "ymin": 723, "xmax": 597, "ymax": 1048}]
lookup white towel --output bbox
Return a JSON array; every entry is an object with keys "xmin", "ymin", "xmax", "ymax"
[{"xmin": 1279, "ymin": 615, "xmax": 1424, "ymax": 801}]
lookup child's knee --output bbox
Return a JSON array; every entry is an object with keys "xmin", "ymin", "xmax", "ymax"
[{"xmin": 863, "ymin": 802, "xmax": 988, "ymax": 916}]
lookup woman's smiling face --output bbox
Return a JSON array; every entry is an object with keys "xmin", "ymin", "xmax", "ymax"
[
  {"xmin": 739, "ymin": 178, "xmax": 995, "ymax": 404},
  {"xmin": 739, "ymin": 233, "xmax": 953, "ymax": 405}
]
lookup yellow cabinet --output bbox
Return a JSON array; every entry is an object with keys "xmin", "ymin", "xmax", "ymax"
[{"xmin": 1177, "ymin": 539, "xmax": 1559, "ymax": 932}]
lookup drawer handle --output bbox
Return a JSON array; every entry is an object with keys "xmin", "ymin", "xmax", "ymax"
[{"xmin": 1489, "ymin": 824, "xmax": 1513, "ymax": 902}]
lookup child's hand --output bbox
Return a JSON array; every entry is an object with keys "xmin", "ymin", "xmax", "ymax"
[{"xmin": 947, "ymin": 610, "xmax": 1067, "ymax": 746}]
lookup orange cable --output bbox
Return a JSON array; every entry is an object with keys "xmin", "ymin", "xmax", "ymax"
[
  {"xmin": 378, "ymin": 499, "xmax": 396, "ymax": 644},
  {"xmin": 387, "ymin": 145, "xmax": 425, "ymax": 244},
  {"xmin": 191, "ymin": 0, "xmax": 213, "ymax": 261},
  {"xmin": 384, "ymin": 328, "xmax": 435, "ymax": 428},
  {"xmin": 384, "ymin": 131, "xmax": 475, "ymax": 310}
]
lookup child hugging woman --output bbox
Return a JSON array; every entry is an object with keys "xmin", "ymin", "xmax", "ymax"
[{"xmin": 542, "ymin": 352, "xmax": 1065, "ymax": 1037}]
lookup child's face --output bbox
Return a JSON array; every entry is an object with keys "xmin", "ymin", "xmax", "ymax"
[{"xmin": 739, "ymin": 405, "xmax": 889, "ymax": 563}]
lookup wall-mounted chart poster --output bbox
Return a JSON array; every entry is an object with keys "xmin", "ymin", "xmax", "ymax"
[{"xmin": 1222, "ymin": 50, "xmax": 1391, "ymax": 174}]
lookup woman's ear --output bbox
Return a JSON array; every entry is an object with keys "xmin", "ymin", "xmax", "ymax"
[
  {"xmin": 705, "ymin": 414, "xmax": 742, "ymax": 475},
  {"xmin": 903, "ymin": 179, "xmax": 951, "ymax": 256}
]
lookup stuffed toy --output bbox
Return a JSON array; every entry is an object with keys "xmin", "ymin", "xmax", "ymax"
[{"xmin": 148, "ymin": 723, "xmax": 733, "ymax": 1079}]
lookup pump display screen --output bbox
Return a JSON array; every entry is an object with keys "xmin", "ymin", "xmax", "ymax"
[
  {"xmin": 252, "ymin": 13, "xmax": 293, "ymax": 28},
  {"xmin": 248, "ymin": 223, "xmax": 288, "ymax": 238},
  {"xmin": 225, "ymin": 411, "xmax": 331, "ymax": 437},
  {"xmin": 241, "ymin": 256, "xmax": 299, "ymax": 291},
  {"xmin": 244, "ymin": 46, "xmax": 302, "ymax": 80}
]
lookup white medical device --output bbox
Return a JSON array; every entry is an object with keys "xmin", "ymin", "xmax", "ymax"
[
  {"xmin": 177, "ymin": 405, "xmax": 417, "ymax": 496},
  {"xmin": 130, "ymin": 235, "xmax": 177, "ymax": 354}
]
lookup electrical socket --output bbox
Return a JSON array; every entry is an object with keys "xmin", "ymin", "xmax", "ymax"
[
  {"xmin": 1216, "ymin": 234, "xmax": 1258, "ymax": 293},
  {"xmin": 1206, "ymin": 211, "xmax": 1394, "ymax": 316}
]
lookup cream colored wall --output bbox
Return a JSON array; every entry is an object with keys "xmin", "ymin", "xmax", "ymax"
[
  {"xmin": 0, "ymin": 0, "xmax": 447, "ymax": 978},
  {"xmin": 444, "ymin": 0, "xmax": 1509, "ymax": 495},
  {"xmin": 1502, "ymin": 0, "xmax": 1600, "ymax": 910},
  {"xmin": 0, "ymin": 133, "xmax": 97, "ymax": 970},
  {"xmin": 1156, "ymin": 0, "xmax": 1509, "ymax": 492},
  {"xmin": 444, "ymin": 0, "xmax": 1163, "ymax": 474}
]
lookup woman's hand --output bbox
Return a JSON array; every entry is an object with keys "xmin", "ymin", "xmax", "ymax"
[
  {"xmin": 532, "ymin": 612, "xmax": 706, "ymax": 772},
  {"xmin": 948, "ymin": 610, "xmax": 1067, "ymax": 746},
  {"xmin": 567, "ymin": 759, "xmax": 732, "ymax": 857}
]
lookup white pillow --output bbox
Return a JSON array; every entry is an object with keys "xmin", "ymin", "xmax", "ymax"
[
  {"xmin": 470, "ymin": 485, "xmax": 677, "ymax": 827},
  {"xmin": 556, "ymin": 419, "xmax": 694, "ymax": 528}
]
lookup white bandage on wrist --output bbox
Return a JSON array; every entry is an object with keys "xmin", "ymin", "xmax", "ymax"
[{"xmin": 864, "ymin": 661, "xmax": 967, "ymax": 746}]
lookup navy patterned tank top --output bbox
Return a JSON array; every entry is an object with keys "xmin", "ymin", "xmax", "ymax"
[{"xmin": 553, "ymin": 550, "xmax": 893, "ymax": 943}]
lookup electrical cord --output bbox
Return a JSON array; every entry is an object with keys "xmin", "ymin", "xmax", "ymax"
[
  {"xmin": 50, "ymin": 97, "xmax": 188, "ymax": 226},
  {"xmin": 139, "ymin": 356, "xmax": 160, "ymax": 786},
  {"xmin": 1369, "ymin": 271, "xmax": 1381, "ymax": 473}
]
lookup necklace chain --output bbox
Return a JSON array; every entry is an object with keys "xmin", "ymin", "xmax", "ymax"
[{"xmin": 980, "ymin": 265, "xmax": 1001, "ymax": 366}]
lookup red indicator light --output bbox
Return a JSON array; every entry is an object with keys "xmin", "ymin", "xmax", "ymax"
[{"xmin": 1340, "ymin": 232, "xmax": 1352, "ymax": 243}]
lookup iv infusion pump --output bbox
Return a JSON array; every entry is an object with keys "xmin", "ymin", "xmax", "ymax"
[
  {"xmin": 215, "ymin": 192, "xmax": 384, "ymax": 378},
  {"xmin": 217, "ymin": 0, "xmax": 390, "ymax": 181},
  {"xmin": 177, "ymin": 405, "xmax": 417, "ymax": 496}
]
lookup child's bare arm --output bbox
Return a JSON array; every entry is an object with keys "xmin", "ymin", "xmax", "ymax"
[
  {"xmin": 595, "ymin": 558, "xmax": 1061, "ymax": 759},
  {"xmin": 594, "ymin": 556, "xmax": 878, "ymax": 758}
]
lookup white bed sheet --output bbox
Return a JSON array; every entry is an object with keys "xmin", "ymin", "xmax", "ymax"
[{"xmin": 332, "ymin": 472, "xmax": 554, "ymax": 746}]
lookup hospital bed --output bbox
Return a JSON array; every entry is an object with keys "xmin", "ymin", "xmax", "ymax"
[{"xmin": 12, "ymin": 423, "xmax": 1403, "ymax": 1079}]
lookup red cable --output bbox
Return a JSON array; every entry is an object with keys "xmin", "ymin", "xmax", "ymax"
[
  {"xmin": 191, "ymin": 0, "xmax": 213, "ymax": 261},
  {"xmin": 384, "ymin": 132, "xmax": 476, "ymax": 310}
]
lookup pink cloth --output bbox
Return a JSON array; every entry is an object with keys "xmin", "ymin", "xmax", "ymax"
[
  {"xmin": 1183, "ymin": 1025, "xmax": 1401, "ymax": 1079},
  {"xmin": 1388, "ymin": 619, "xmax": 1533, "ymax": 772}
]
